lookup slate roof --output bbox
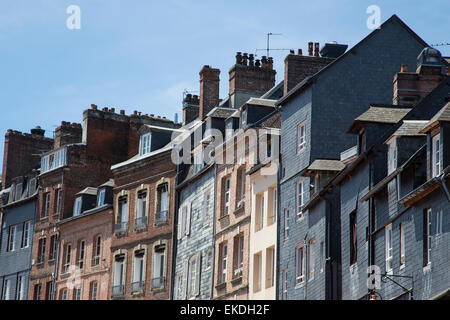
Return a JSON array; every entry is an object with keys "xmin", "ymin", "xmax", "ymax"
[
  {"xmin": 391, "ymin": 120, "xmax": 428, "ymax": 137},
  {"xmin": 306, "ymin": 159, "xmax": 345, "ymax": 172},
  {"xmin": 420, "ymin": 101, "xmax": 450, "ymax": 133},
  {"xmin": 347, "ymin": 105, "xmax": 412, "ymax": 133}
]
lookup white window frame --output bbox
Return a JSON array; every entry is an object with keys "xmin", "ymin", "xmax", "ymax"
[
  {"xmin": 219, "ymin": 243, "xmax": 227, "ymax": 284},
  {"xmin": 73, "ymin": 197, "xmax": 82, "ymax": 217},
  {"xmin": 284, "ymin": 208, "xmax": 289, "ymax": 241},
  {"xmin": 425, "ymin": 208, "xmax": 432, "ymax": 266},
  {"xmin": 295, "ymin": 245, "xmax": 305, "ymax": 285},
  {"xmin": 385, "ymin": 224, "xmax": 393, "ymax": 273},
  {"xmin": 436, "ymin": 210, "xmax": 443, "ymax": 235},
  {"xmin": 432, "ymin": 134, "xmax": 441, "ymax": 177},
  {"xmin": 400, "ymin": 223, "xmax": 405, "ymax": 268},
  {"xmin": 16, "ymin": 275, "xmax": 25, "ymax": 300},
  {"xmin": 43, "ymin": 193, "xmax": 51, "ymax": 218},
  {"xmin": 136, "ymin": 190, "xmax": 147, "ymax": 219},
  {"xmin": 139, "ymin": 133, "xmax": 151, "ymax": 156},
  {"xmin": 297, "ymin": 121, "xmax": 306, "ymax": 154},
  {"xmin": 97, "ymin": 189, "xmax": 106, "ymax": 207},
  {"xmin": 223, "ymin": 177, "xmax": 231, "ymax": 217},
  {"xmin": 78, "ymin": 240, "xmax": 86, "ymax": 269},
  {"xmin": 90, "ymin": 282, "xmax": 98, "ymax": 300},
  {"xmin": 22, "ymin": 221, "xmax": 31, "ymax": 248},
  {"xmin": 8, "ymin": 225, "xmax": 17, "ymax": 252},
  {"xmin": 308, "ymin": 239, "xmax": 315, "ymax": 280},
  {"xmin": 63, "ymin": 244, "xmax": 72, "ymax": 274},
  {"xmin": 296, "ymin": 179, "xmax": 306, "ymax": 218}
]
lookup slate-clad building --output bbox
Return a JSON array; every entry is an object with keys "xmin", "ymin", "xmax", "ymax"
[{"xmin": 276, "ymin": 15, "xmax": 430, "ymax": 300}]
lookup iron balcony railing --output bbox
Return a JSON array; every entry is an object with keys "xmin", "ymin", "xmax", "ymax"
[
  {"xmin": 134, "ymin": 216, "xmax": 148, "ymax": 230},
  {"xmin": 131, "ymin": 281, "xmax": 145, "ymax": 293},
  {"xmin": 151, "ymin": 277, "xmax": 166, "ymax": 289},
  {"xmin": 111, "ymin": 285, "xmax": 125, "ymax": 297},
  {"xmin": 114, "ymin": 222, "xmax": 128, "ymax": 234},
  {"xmin": 155, "ymin": 210, "xmax": 168, "ymax": 223}
]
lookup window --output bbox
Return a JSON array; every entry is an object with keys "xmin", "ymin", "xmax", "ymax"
[
  {"xmin": 139, "ymin": 133, "xmax": 151, "ymax": 155},
  {"xmin": 233, "ymin": 234, "xmax": 244, "ymax": 277},
  {"xmin": 136, "ymin": 190, "xmax": 148, "ymax": 228},
  {"xmin": 388, "ymin": 141, "xmax": 397, "ymax": 174},
  {"xmin": 55, "ymin": 189, "xmax": 62, "ymax": 214},
  {"xmin": 424, "ymin": 209, "xmax": 432, "ymax": 266},
  {"xmin": 45, "ymin": 281, "xmax": 54, "ymax": 300},
  {"xmin": 2, "ymin": 279, "xmax": 11, "ymax": 300},
  {"xmin": 90, "ymin": 282, "xmax": 98, "ymax": 300},
  {"xmin": 156, "ymin": 184, "xmax": 169, "ymax": 218},
  {"xmin": 33, "ymin": 284, "xmax": 42, "ymax": 300},
  {"xmin": 177, "ymin": 203, "xmax": 191, "ymax": 239},
  {"xmin": 297, "ymin": 122, "xmax": 306, "ymax": 153},
  {"xmin": 194, "ymin": 149, "xmax": 204, "ymax": 174},
  {"xmin": 282, "ymin": 269, "xmax": 288, "ymax": 300},
  {"xmin": 37, "ymin": 237, "xmax": 46, "ymax": 263},
  {"xmin": 73, "ymin": 197, "xmax": 82, "ymax": 217},
  {"xmin": 320, "ymin": 241, "xmax": 325, "ymax": 272},
  {"xmin": 14, "ymin": 183, "xmax": 23, "ymax": 201},
  {"xmin": 29, "ymin": 178, "xmax": 37, "ymax": 195},
  {"xmin": 399, "ymin": 223, "xmax": 405, "ymax": 267},
  {"xmin": 16, "ymin": 275, "xmax": 26, "ymax": 300},
  {"xmin": 97, "ymin": 189, "xmax": 106, "ymax": 207},
  {"xmin": 77, "ymin": 240, "xmax": 86, "ymax": 269},
  {"xmin": 222, "ymin": 177, "xmax": 231, "ymax": 217},
  {"xmin": 265, "ymin": 247, "xmax": 275, "ymax": 288},
  {"xmin": 43, "ymin": 193, "xmax": 50, "ymax": 218},
  {"xmin": 296, "ymin": 179, "xmax": 306, "ymax": 218},
  {"xmin": 432, "ymin": 134, "xmax": 441, "ymax": 177},
  {"xmin": 113, "ymin": 255, "xmax": 126, "ymax": 295},
  {"xmin": 267, "ymin": 188, "xmax": 277, "ymax": 226},
  {"xmin": 63, "ymin": 244, "xmax": 72, "ymax": 274},
  {"xmin": 295, "ymin": 245, "xmax": 305, "ymax": 285},
  {"xmin": 350, "ymin": 211, "xmax": 357, "ymax": 265},
  {"xmin": 49, "ymin": 235, "xmax": 57, "ymax": 260},
  {"xmin": 7, "ymin": 225, "xmax": 17, "ymax": 252},
  {"xmin": 253, "ymin": 252, "xmax": 262, "ymax": 293},
  {"xmin": 174, "ymin": 274, "xmax": 183, "ymax": 300},
  {"xmin": 385, "ymin": 224, "xmax": 393, "ymax": 273},
  {"xmin": 116, "ymin": 196, "xmax": 128, "ymax": 232},
  {"xmin": 60, "ymin": 288, "xmax": 68, "ymax": 300},
  {"xmin": 73, "ymin": 287, "xmax": 81, "ymax": 300},
  {"xmin": 218, "ymin": 242, "xmax": 227, "ymax": 284},
  {"xmin": 20, "ymin": 221, "xmax": 31, "ymax": 248},
  {"xmin": 152, "ymin": 246, "xmax": 166, "ymax": 289},
  {"xmin": 202, "ymin": 191, "xmax": 211, "ymax": 224},
  {"xmin": 436, "ymin": 210, "xmax": 443, "ymax": 235},
  {"xmin": 236, "ymin": 167, "xmax": 246, "ymax": 206},
  {"xmin": 308, "ymin": 239, "xmax": 315, "ymax": 280},
  {"xmin": 92, "ymin": 235, "xmax": 101, "ymax": 266},
  {"xmin": 188, "ymin": 254, "xmax": 200, "ymax": 298},
  {"xmin": 41, "ymin": 148, "xmax": 67, "ymax": 174},
  {"xmin": 284, "ymin": 209, "xmax": 290, "ymax": 241},
  {"xmin": 255, "ymin": 194, "xmax": 264, "ymax": 232},
  {"xmin": 204, "ymin": 248, "xmax": 213, "ymax": 270},
  {"xmin": 132, "ymin": 250, "xmax": 145, "ymax": 292}
]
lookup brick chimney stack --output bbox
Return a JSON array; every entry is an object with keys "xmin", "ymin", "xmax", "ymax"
[
  {"xmin": 54, "ymin": 121, "xmax": 82, "ymax": 149},
  {"xmin": 283, "ymin": 42, "xmax": 336, "ymax": 95},
  {"xmin": 182, "ymin": 93, "xmax": 200, "ymax": 125},
  {"xmin": 199, "ymin": 65, "xmax": 220, "ymax": 120},
  {"xmin": 393, "ymin": 47, "xmax": 446, "ymax": 106},
  {"xmin": 229, "ymin": 52, "xmax": 276, "ymax": 108}
]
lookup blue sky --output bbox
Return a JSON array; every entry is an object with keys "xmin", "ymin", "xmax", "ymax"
[{"xmin": 0, "ymin": 0, "xmax": 449, "ymax": 168}]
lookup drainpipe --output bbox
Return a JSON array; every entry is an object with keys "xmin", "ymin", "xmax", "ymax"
[
  {"xmin": 170, "ymin": 166, "xmax": 180, "ymax": 300},
  {"xmin": 324, "ymin": 196, "xmax": 333, "ymax": 300},
  {"xmin": 367, "ymin": 162, "xmax": 374, "ymax": 299},
  {"xmin": 51, "ymin": 167, "xmax": 64, "ymax": 300},
  {"xmin": 303, "ymin": 232, "xmax": 308, "ymax": 300},
  {"xmin": 210, "ymin": 164, "xmax": 217, "ymax": 300},
  {"xmin": 275, "ymin": 158, "xmax": 281, "ymax": 300}
]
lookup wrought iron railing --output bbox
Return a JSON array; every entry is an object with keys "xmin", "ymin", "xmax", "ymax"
[
  {"xmin": 111, "ymin": 285, "xmax": 125, "ymax": 297},
  {"xmin": 151, "ymin": 277, "xmax": 166, "ymax": 289},
  {"xmin": 131, "ymin": 281, "xmax": 145, "ymax": 293},
  {"xmin": 155, "ymin": 210, "xmax": 168, "ymax": 223},
  {"xmin": 134, "ymin": 216, "xmax": 148, "ymax": 230},
  {"xmin": 114, "ymin": 222, "xmax": 128, "ymax": 234}
]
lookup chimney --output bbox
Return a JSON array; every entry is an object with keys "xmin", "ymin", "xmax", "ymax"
[
  {"xmin": 2, "ymin": 129, "xmax": 53, "ymax": 188},
  {"xmin": 199, "ymin": 65, "xmax": 220, "ymax": 120},
  {"xmin": 308, "ymin": 42, "xmax": 313, "ymax": 56},
  {"xmin": 182, "ymin": 93, "xmax": 200, "ymax": 125},
  {"xmin": 54, "ymin": 121, "xmax": 82, "ymax": 149},
  {"xmin": 283, "ymin": 43, "xmax": 336, "ymax": 95},
  {"xmin": 393, "ymin": 48, "xmax": 445, "ymax": 106},
  {"xmin": 229, "ymin": 52, "xmax": 276, "ymax": 108},
  {"xmin": 314, "ymin": 43, "xmax": 320, "ymax": 57}
]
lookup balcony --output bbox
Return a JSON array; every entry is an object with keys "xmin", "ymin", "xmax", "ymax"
[
  {"xmin": 131, "ymin": 281, "xmax": 145, "ymax": 293},
  {"xmin": 114, "ymin": 222, "xmax": 128, "ymax": 235},
  {"xmin": 111, "ymin": 285, "xmax": 125, "ymax": 297},
  {"xmin": 151, "ymin": 277, "xmax": 166, "ymax": 290},
  {"xmin": 155, "ymin": 210, "xmax": 168, "ymax": 224},
  {"xmin": 134, "ymin": 216, "xmax": 148, "ymax": 231}
]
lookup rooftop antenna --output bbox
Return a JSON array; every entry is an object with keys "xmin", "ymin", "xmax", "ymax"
[{"xmin": 267, "ymin": 33, "xmax": 282, "ymax": 57}]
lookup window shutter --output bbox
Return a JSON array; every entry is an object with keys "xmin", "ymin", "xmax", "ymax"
[
  {"xmin": 182, "ymin": 261, "xmax": 188, "ymax": 300},
  {"xmin": 186, "ymin": 203, "xmax": 192, "ymax": 236},
  {"xmin": 195, "ymin": 254, "xmax": 201, "ymax": 297},
  {"xmin": 177, "ymin": 208, "xmax": 182, "ymax": 240}
]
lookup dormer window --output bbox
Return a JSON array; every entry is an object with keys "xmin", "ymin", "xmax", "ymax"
[
  {"xmin": 73, "ymin": 197, "xmax": 82, "ymax": 217},
  {"xmin": 97, "ymin": 189, "xmax": 106, "ymax": 207},
  {"xmin": 388, "ymin": 140, "xmax": 397, "ymax": 174},
  {"xmin": 41, "ymin": 148, "xmax": 67, "ymax": 174},
  {"xmin": 432, "ymin": 134, "xmax": 441, "ymax": 177},
  {"xmin": 139, "ymin": 133, "xmax": 151, "ymax": 155},
  {"xmin": 14, "ymin": 183, "xmax": 23, "ymax": 202},
  {"xmin": 225, "ymin": 120, "xmax": 233, "ymax": 139},
  {"xmin": 29, "ymin": 178, "xmax": 37, "ymax": 196},
  {"xmin": 193, "ymin": 150, "xmax": 204, "ymax": 174}
]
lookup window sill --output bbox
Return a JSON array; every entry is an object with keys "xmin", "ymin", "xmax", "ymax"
[
  {"xmin": 233, "ymin": 205, "xmax": 245, "ymax": 216},
  {"xmin": 231, "ymin": 275, "xmax": 243, "ymax": 286},
  {"xmin": 423, "ymin": 263, "xmax": 431, "ymax": 273},
  {"xmin": 218, "ymin": 214, "xmax": 230, "ymax": 222},
  {"xmin": 399, "ymin": 264, "xmax": 405, "ymax": 270},
  {"xmin": 215, "ymin": 282, "xmax": 226, "ymax": 290},
  {"xmin": 294, "ymin": 282, "xmax": 305, "ymax": 289}
]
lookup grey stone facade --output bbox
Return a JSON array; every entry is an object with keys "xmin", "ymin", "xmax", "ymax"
[
  {"xmin": 278, "ymin": 15, "xmax": 428, "ymax": 300},
  {"xmin": 0, "ymin": 200, "xmax": 36, "ymax": 300},
  {"xmin": 173, "ymin": 166, "xmax": 216, "ymax": 300}
]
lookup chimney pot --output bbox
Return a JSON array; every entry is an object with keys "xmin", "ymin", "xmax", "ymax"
[
  {"xmin": 298, "ymin": 49, "xmax": 303, "ymax": 55},
  {"xmin": 110, "ymin": 108, "xmax": 115, "ymax": 113},
  {"xmin": 290, "ymin": 50, "xmax": 295, "ymax": 54},
  {"xmin": 249, "ymin": 54, "xmax": 255, "ymax": 67},
  {"xmin": 236, "ymin": 52, "xmax": 243, "ymax": 65},
  {"xmin": 133, "ymin": 110, "xmax": 138, "ymax": 115},
  {"xmin": 255, "ymin": 59, "xmax": 261, "ymax": 67},
  {"xmin": 91, "ymin": 104, "xmax": 97, "ymax": 110},
  {"xmin": 120, "ymin": 110, "xmax": 125, "ymax": 115},
  {"xmin": 400, "ymin": 64, "xmax": 408, "ymax": 72},
  {"xmin": 242, "ymin": 53, "xmax": 248, "ymax": 66}
]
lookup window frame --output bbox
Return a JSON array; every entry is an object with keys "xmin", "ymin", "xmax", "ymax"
[
  {"xmin": 385, "ymin": 224, "xmax": 393, "ymax": 273},
  {"xmin": 296, "ymin": 179, "xmax": 306, "ymax": 218},
  {"xmin": 296, "ymin": 121, "xmax": 306, "ymax": 154},
  {"xmin": 295, "ymin": 245, "xmax": 305, "ymax": 285},
  {"xmin": 432, "ymin": 134, "xmax": 441, "ymax": 178},
  {"xmin": 139, "ymin": 133, "xmax": 152, "ymax": 156},
  {"xmin": 8, "ymin": 225, "xmax": 17, "ymax": 252}
]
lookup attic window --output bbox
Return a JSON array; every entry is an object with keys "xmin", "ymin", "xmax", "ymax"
[
  {"xmin": 29, "ymin": 178, "xmax": 37, "ymax": 196},
  {"xmin": 139, "ymin": 133, "xmax": 151, "ymax": 155},
  {"xmin": 14, "ymin": 183, "xmax": 23, "ymax": 202},
  {"xmin": 41, "ymin": 148, "xmax": 67, "ymax": 174},
  {"xmin": 97, "ymin": 189, "xmax": 106, "ymax": 207},
  {"xmin": 73, "ymin": 196, "xmax": 82, "ymax": 217}
]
